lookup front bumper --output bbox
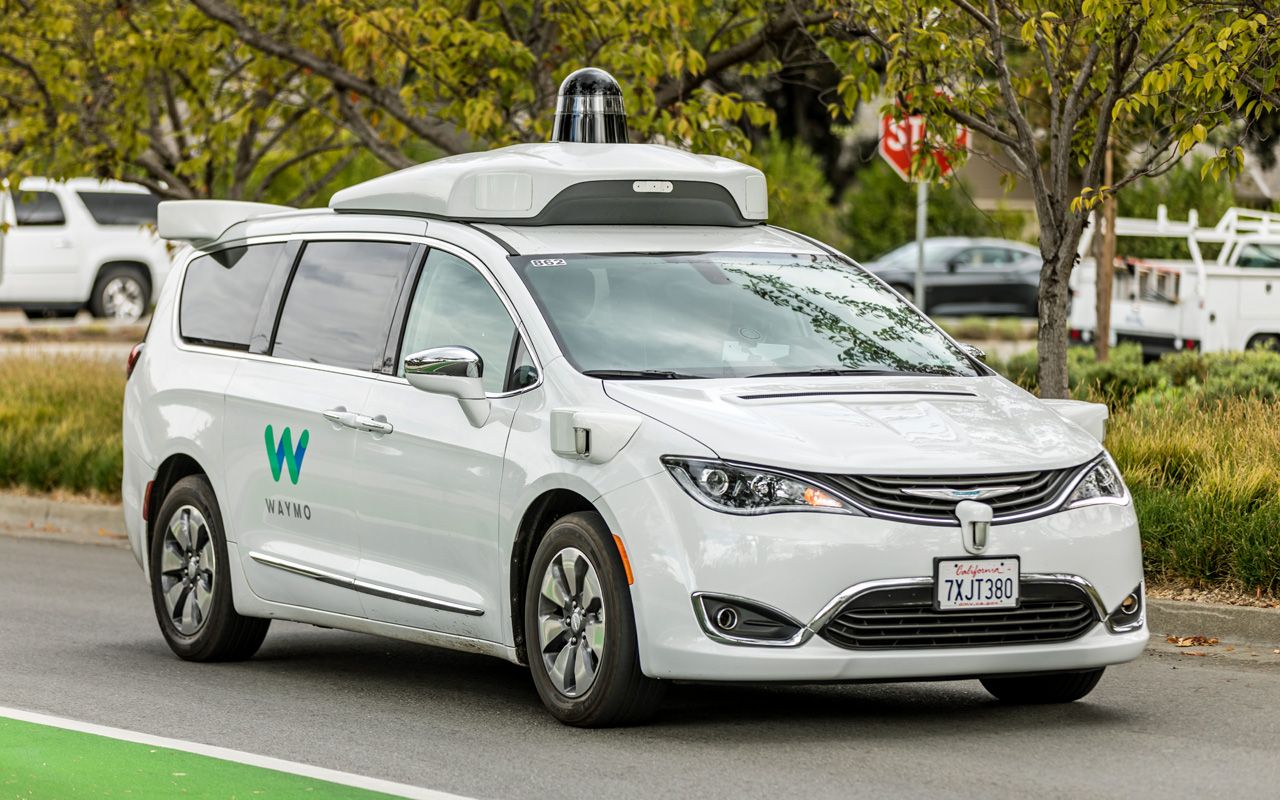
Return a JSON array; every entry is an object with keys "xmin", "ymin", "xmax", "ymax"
[{"xmin": 599, "ymin": 472, "xmax": 1147, "ymax": 682}]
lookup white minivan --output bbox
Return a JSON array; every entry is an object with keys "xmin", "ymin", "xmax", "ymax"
[
  {"xmin": 0, "ymin": 178, "xmax": 171, "ymax": 321},
  {"xmin": 123, "ymin": 70, "xmax": 1145, "ymax": 726}
]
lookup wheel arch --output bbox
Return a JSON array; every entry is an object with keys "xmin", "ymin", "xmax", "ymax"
[
  {"xmin": 510, "ymin": 488, "xmax": 599, "ymax": 663},
  {"xmin": 89, "ymin": 259, "xmax": 153, "ymax": 305},
  {"xmin": 1245, "ymin": 331, "xmax": 1280, "ymax": 350},
  {"xmin": 146, "ymin": 452, "xmax": 208, "ymax": 556}
]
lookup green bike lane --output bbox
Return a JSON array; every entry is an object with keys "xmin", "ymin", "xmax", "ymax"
[{"xmin": 0, "ymin": 709, "xmax": 462, "ymax": 800}]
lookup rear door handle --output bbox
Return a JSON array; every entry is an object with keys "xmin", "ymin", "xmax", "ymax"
[
  {"xmin": 322, "ymin": 406, "xmax": 358, "ymax": 428},
  {"xmin": 354, "ymin": 414, "xmax": 394, "ymax": 436}
]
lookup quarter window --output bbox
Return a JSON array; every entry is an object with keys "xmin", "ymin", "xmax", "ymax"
[
  {"xmin": 13, "ymin": 191, "xmax": 65, "ymax": 226},
  {"xmin": 76, "ymin": 191, "xmax": 160, "ymax": 226},
  {"xmin": 181, "ymin": 244, "xmax": 286, "ymax": 349},
  {"xmin": 398, "ymin": 249, "xmax": 517, "ymax": 393},
  {"xmin": 273, "ymin": 241, "xmax": 415, "ymax": 371}
]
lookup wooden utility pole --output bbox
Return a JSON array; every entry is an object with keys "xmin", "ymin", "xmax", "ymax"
[{"xmin": 1096, "ymin": 136, "xmax": 1115, "ymax": 362}]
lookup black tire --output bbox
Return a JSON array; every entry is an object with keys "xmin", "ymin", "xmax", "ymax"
[
  {"xmin": 149, "ymin": 475, "xmax": 269, "ymax": 662},
  {"xmin": 980, "ymin": 667, "xmax": 1104, "ymax": 704},
  {"xmin": 21, "ymin": 307, "xmax": 76, "ymax": 320},
  {"xmin": 523, "ymin": 511, "xmax": 665, "ymax": 727},
  {"xmin": 1247, "ymin": 334, "xmax": 1280, "ymax": 351},
  {"xmin": 89, "ymin": 264, "xmax": 150, "ymax": 321}
]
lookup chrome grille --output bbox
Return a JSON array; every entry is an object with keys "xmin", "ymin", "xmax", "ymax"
[
  {"xmin": 818, "ymin": 464, "xmax": 1085, "ymax": 525},
  {"xmin": 819, "ymin": 583, "xmax": 1097, "ymax": 650}
]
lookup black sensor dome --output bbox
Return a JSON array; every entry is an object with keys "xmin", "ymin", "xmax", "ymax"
[{"xmin": 551, "ymin": 67, "xmax": 629, "ymax": 144}]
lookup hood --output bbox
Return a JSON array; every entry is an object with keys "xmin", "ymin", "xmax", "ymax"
[{"xmin": 604, "ymin": 375, "xmax": 1101, "ymax": 475}]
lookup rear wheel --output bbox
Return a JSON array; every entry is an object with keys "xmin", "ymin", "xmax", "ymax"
[
  {"xmin": 149, "ymin": 475, "xmax": 269, "ymax": 662},
  {"xmin": 524, "ymin": 511, "xmax": 665, "ymax": 727},
  {"xmin": 89, "ymin": 265, "xmax": 149, "ymax": 321},
  {"xmin": 980, "ymin": 667, "xmax": 1104, "ymax": 704}
]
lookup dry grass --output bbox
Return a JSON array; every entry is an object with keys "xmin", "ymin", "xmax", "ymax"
[{"xmin": 0, "ymin": 356, "xmax": 124, "ymax": 500}]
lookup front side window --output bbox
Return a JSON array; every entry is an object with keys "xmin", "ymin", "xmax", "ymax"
[
  {"xmin": 77, "ymin": 191, "xmax": 160, "ymax": 226},
  {"xmin": 398, "ymin": 249, "xmax": 517, "ymax": 393},
  {"xmin": 1237, "ymin": 243, "xmax": 1280, "ymax": 269},
  {"xmin": 181, "ymin": 244, "xmax": 285, "ymax": 349},
  {"xmin": 517, "ymin": 251, "xmax": 979, "ymax": 379},
  {"xmin": 13, "ymin": 191, "xmax": 65, "ymax": 226},
  {"xmin": 273, "ymin": 241, "xmax": 415, "ymax": 371}
]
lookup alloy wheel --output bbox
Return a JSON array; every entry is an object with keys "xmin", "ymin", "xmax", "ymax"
[
  {"xmin": 103, "ymin": 276, "xmax": 145, "ymax": 320},
  {"xmin": 159, "ymin": 505, "xmax": 216, "ymax": 635},
  {"xmin": 536, "ymin": 546, "xmax": 606, "ymax": 697}
]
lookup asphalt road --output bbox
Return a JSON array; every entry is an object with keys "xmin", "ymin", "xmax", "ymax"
[{"xmin": 3, "ymin": 535, "xmax": 1278, "ymax": 799}]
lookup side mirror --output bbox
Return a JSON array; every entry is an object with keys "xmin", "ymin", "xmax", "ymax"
[
  {"xmin": 959, "ymin": 343, "xmax": 987, "ymax": 362},
  {"xmin": 404, "ymin": 346, "xmax": 490, "ymax": 427},
  {"xmin": 946, "ymin": 258, "xmax": 961, "ymax": 273}
]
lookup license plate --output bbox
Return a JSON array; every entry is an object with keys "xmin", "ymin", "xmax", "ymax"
[{"xmin": 934, "ymin": 557, "xmax": 1020, "ymax": 611}]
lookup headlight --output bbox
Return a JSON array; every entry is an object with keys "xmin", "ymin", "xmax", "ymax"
[
  {"xmin": 1067, "ymin": 456, "xmax": 1128, "ymax": 507},
  {"xmin": 663, "ymin": 457, "xmax": 856, "ymax": 515}
]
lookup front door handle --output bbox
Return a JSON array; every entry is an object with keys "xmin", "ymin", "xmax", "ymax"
[
  {"xmin": 322, "ymin": 406, "xmax": 358, "ymax": 428},
  {"xmin": 354, "ymin": 414, "xmax": 394, "ymax": 435}
]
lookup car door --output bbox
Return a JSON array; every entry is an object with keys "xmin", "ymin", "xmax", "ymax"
[
  {"xmin": 0, "ymin": 189, "xmax": 81, "ymax": 302},
  {"xmin": 940, "ymin": 247, "xmax": 1017, "ymax": 311},
  {"xmin": 224, "ymin": 238, "xmax": 418, "ymax": 617},
  {"xmin": 351, "ymin": 246, "xmax": 533, "ymax": 642}
]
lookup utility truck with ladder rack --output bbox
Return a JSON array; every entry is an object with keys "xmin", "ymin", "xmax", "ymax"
[{"xmin": 1070, "ymin": 206, "xmax": 1280, "ymax": 357}]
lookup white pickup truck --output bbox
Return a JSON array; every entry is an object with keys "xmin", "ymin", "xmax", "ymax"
[
  {"xmin": 0, "ymin": 178, "xmax": 173, "ymax": 321},
  {"xmin": 1069, "ymin": 206, "xmax": 1280, "ymax": 357}
]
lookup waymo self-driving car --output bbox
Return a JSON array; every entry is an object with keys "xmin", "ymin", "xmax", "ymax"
[{"xmin": 123, "ymin": 68, "xmax": 1145, "ymax": 726}]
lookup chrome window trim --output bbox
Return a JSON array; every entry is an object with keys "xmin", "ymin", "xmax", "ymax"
[
  {"xmin": 695, "ymin": 573, "xmax": 1113, "ymax": 649},
  {"xmin": 248, "ymin": 551, "xmax": 485, "ymax": 617},
  {"xmin": 170, "ymin": 231, "xmax": 545, "ymax": 399}
]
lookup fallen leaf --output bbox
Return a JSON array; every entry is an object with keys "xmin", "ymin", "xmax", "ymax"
[
  {"xmin": 1182, "ymin": 651, "xmax": 1208, "ymax": 657},
  {"xmin": 1167, "ymin": 635, "xmax": 1218, "ymax": 647}
]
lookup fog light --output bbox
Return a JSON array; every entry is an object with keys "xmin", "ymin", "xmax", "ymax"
[
  {"xmin": 714, "ymin": 606, "xmax": 740, "ymax": 631},
  {"xmin": 1107, "ymin": 586, "xmax": 1145, "ymax": 633},
  {"xmin": 694, "ymin": 594, "xmax": 805, "ymax": 645}
]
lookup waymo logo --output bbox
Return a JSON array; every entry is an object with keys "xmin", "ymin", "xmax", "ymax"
[{"xmin": 264, "ymin": 425, "xmax": 309, "ymax": 485}]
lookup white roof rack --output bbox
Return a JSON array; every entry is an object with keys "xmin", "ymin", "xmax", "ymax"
[
  {"xmin": 328, "ymin": 143, "xmax": 768, "ymax": 226},
  {"xmin": 157, "ymin": 200, "xmax": 296, "ymax": 244}
]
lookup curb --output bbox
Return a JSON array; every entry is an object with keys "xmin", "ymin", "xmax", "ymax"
[
  {"xmin": 0, "ymin": 492, "xmax": 128, "ymax": 549},
  {"xmin": 1146, "ymin": 599, "xmax": 1279, "ymax": 647}
]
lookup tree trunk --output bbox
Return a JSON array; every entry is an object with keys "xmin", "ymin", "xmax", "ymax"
[
  {"xmin": 1096, "ymin": 137, "xmax": 1115, "ymax": 362},
  {"xmin": 1036, "ymin": 244, "xmax": 1077, "ymax": 398}
]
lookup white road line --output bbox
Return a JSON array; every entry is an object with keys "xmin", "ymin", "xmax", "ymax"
[{"xmin": 0, "ymin": 706, "xmax": 476, "ymax": 800}]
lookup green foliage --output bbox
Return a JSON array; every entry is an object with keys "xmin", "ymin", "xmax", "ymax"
[
  {"xmin": 756, "ymin": 136, "xmax": 849, "ymax": 252},
  {"xmin": 0, "ymin": 1, "xmax": 824, "ymax": 201},
  {"xmin": 0, "ymin": 357, "xmax": 123, "ymax": 499},
  {"xmin": 840, "ymin": 161, "xmax": 1028, "ymax": 260},
  {"xmin": 1116, "ymin": 157, "xmax": 1237, "ymax": 260},
  {"xmin": 995, "ymin": 343, "xmax": 1280, "ymax": 408}
]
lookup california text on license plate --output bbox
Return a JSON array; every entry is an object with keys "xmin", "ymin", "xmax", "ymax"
[{"xmin": 934, "ymin": 557, "xmax": 1020, "ymax": 611}]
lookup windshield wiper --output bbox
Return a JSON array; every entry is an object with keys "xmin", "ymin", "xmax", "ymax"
[
  {"xmin": 745, "ymin": 368, "xmax": 949, "ymax": 378},
  {"xmin": 582, "ymin": 369, "xmax": 705, "ymax": 380}
]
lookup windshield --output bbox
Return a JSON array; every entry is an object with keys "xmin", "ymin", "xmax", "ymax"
[{"xmin": 516, "ymin": 251, "xmax": 979, "ymax": 378}]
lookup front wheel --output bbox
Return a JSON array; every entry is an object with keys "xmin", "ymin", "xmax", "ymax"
[
  {"xmin": 980, "ymin": 667, "xmax": 1104, "ymax": 704},
  {"xmin": 524, "ymin": 512, "xmax": 665, "ymax": 727},
  {"xmin": 150, "ymin": 475, "xmax": 269, "ymax": 662}
]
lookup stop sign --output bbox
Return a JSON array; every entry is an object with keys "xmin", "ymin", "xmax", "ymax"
[{"xmin": 879, "ymin": 113, "xmax": 970, "ymax": 181}]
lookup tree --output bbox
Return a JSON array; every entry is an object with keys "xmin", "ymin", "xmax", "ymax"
[
  {"xmin": 822, "ymin": 0, "xmax": 1280, "ymax": 397},
  {"xmin": 0, "ymin": 1, "xmax": 366, "ymax": 203}
]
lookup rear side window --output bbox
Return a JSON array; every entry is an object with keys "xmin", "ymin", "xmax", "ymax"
[
  {"xmin": 76, "ymin": 191, "xmax": 159, "ymax": 226},
  {"xmin": 273, "ymin": 241, "xmax": 415, "ymax": 371},
  {"xmin": 181, "ymin": 244, "xmax": 286, "ymax": 349},
  {"xmin": 13, "ymin": 191, "xmax": 65, "ymax": 226}
]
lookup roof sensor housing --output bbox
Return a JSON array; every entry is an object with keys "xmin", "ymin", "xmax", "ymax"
[{"xmin": 551, "ymin": 67, "xmax": 628, "ymax": 144}]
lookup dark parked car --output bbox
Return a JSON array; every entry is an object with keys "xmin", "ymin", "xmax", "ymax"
[{"xmin": 863, "ymin": 237, "xmax": 1041, "ymax": 317}]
